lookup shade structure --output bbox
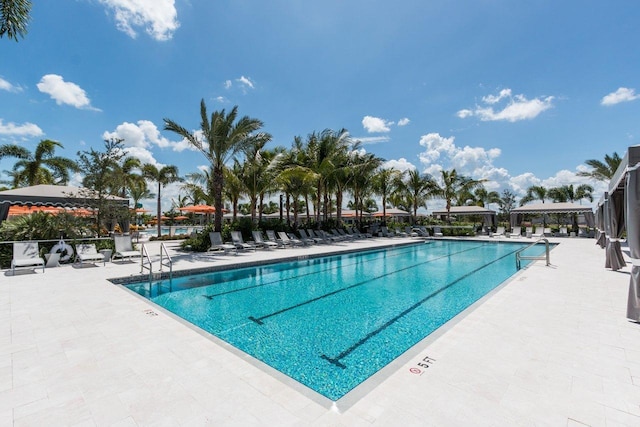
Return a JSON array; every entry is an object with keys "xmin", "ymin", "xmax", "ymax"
[
  {"xmin": 626, "ymin": 165, "xmax": 640, "ymax": 320},
  {"xmin": 174, "ymin": 215, "xmax": 189, "ymax": 221},
  {"xmin": 371, "ymin": 208, "xmax": 410, "ymax": 218},
  {"xmin": 180, "ymin": 204, "xmax": 217, "ymax": 214},
  {"xmin": 0, "ymin": 184, "xmax": 128, "ymax": 225},
  {"xmin": 510, "ymin": 202, "xmax": 595, "ymax": 228},
  {"xmin": 432, "ymin": 205, "xmax": 496, "ymax": 226}
]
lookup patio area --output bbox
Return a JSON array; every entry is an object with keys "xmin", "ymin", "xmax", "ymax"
[{"xmin": 1, "ymin": 237, "xmax": 638, "ymax": 426}]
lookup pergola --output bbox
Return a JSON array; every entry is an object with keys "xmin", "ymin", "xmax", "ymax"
[
  {"xmin": 0, "ymin": 184, "xmax": 129, "ymax": 226},
  {"xmin": 431, "ymin": 205, "xmax": 496, "ymax": 225},
  {"xmin": 510, "ymin": 202, "xmax": 595, "ymax": 228}
]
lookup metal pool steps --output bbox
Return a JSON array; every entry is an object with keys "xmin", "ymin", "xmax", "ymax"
[{"xmin": 515, "ymin": 238, "xmax": 551, "ymax": 270}]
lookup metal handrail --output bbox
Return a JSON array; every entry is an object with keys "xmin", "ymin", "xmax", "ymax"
[
  {"xmin": 515, "ymin": 238, "xmax": 550, "ymax": 270},
  {"xmin": 140, "ymin": 244, "xmax": 153, "ymax": 278},
  {"xmin": 159, "ymin": 242, "xmax": 173, "ymax": 280}
]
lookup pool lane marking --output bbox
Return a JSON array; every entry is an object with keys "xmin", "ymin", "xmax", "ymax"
[
  {"xmin": 319, "ymin": 246, "xmax": 523, "ymax": 369},
  {"xmin": 247, "ymin": 244, "xmax": 487, "ymax": 325},
  {"xmin": 201, "ymin": 243, "xmax": 433, "ymax": 300}
]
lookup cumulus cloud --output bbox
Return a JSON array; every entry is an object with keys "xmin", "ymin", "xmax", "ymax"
[
  {"xmin": 382, "ymin": 158, "xmax": 416, "ymax": 172},
  {"xmin": 0, "ymin": 77, "xmax": 22, "ymax": 93},
  {"xmin": 214, "ymin": 96, "xmax": 228, "ymax": 103},
  {"xmin": 362, "ymin": 116, "xmax": 393, "ymax": 133},
  {"xmin": 37, "ymin": 74, "xmax": 100, "ymax": 111},
  {"xmin": 457, "ymin": 88, "xmax": 554, "ymax": 122},
  {"xmin": 98, "ymin": 0, "xmax": 179, "ymax": 41},
  {"xmin": 397, "ymin": 118, "xmax": 410, "ymax": 126},
  {"xmin": 223, "ymin": 76, "xmax": 256, "ymax": 94},
  {"xmin": 102, "ymin": 120, "xmax": 199, "ymax": 165},
  {"xmin": 0, "ymin": 119, "xmax": 44, "ymax": 137},
  {"xmin": 236, "ymin": 76, "xmax": 255, "ymax": 90},
  {"xmin": 601, "ymin": 87, "xmax": 640, "ymax": 106}
]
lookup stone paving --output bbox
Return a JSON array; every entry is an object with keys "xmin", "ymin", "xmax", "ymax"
[{"xmin": 0, "ymin": 236, "xmax": 638, "ymax": 426}]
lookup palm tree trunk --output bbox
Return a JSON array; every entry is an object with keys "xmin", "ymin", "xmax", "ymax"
[{"xmin": 213, "ymin": 166, "xmax": 224, "ymax": 232}]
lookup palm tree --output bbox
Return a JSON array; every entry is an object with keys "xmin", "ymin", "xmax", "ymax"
[
  {"xmin": 347, "ymin": 151, "xmax": 382, "ymax": 223},
  {"xmin": 519, "ymin": 185, "xmax": 548, "ymax": 206},
  {"xmin": 0, "ymin": 0, "xmax": 31, "ymax": 41},
  {"xmin": 142, "ymin": 164, "xmax": 181, "ymax": 237},
  {"xmin": 372, "ymin": 167, "xmax": 402, "ymax": 224},
  {"xmin": 548, "ymin": 184, "xmax": 594, "ymax": 230},
  {"xmin": 10, "ymin": 139, "xmax": 79, "ymax": 187},
  {"xmin": 472, "ymin": 187, "xmax": 501, "ymax": 209},
  {"xmin": 398, "ymin": 169, "xmax": 437, "ymax": 221},
  {"xmin": 164, "ymin": 100, "xmax": 270, "ymax": 231},
  {"xmin": 577, "ymin": 152, "xmax": 622, "ymax": 182},
  {"xmin": 0, "ymin": 143, "xmax": 29, "ymax": 163},
  {"xmin": 433, "ymin": 169, "xmax": 486, "ymax": 221}
]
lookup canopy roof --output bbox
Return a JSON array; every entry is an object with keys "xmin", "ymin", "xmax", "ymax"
[
  {"xmin": 0, "ymin": 184, "xmax": 128, "ymax": 207},
  {"xmin": 511, "ymin": 202, "xmax": 592, "ymax": 214},
  {"xmin": 432, "ymin": 205, "xmax": 496, "ymax": 216},
  {"xmin": 372, "ymin": 208, "xmax": 411, "ymax": 217}
]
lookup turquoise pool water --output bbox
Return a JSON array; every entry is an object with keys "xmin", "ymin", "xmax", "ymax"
[{"xmin": 125, "ymin": 240, "xmax": 546, "ymax": 400}]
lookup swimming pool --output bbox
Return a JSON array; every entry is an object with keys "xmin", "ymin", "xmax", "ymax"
[{"xmin": 125, "ymin": 240, "xmax": 547, "ymax": 401}]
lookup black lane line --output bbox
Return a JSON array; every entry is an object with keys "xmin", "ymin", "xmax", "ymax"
[
  {"xmin": 201, "ymin": 244, "xmax": 428, "ymax": 300},
  {"xmin": 319, "ymin": 246, "xmax": 522, "ymax": 369},
  {"xmin": 247, "ymin": 244, "xmax": 487, "ymax": 325}
]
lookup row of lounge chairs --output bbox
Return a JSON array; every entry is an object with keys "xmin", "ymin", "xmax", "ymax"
[{"xmin": 9, "ymin": 235, "xmax": 142, "ymax": 274}]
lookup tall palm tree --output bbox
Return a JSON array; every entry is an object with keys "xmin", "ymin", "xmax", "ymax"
[
  {"xmin": 397, "ymin": 169, "xmax": 437, "ymax": 221},
  {"xmin": 519, "ymin": 185, "xmax": 548, "ymax": 206},
  {"xmin": 372, "ymin": 167, "xmax": 402, "ymax": 224},
  {"xmin": 472, "ymin": 187, "xmax": 501, "ymax": 209},
  {"xmin": 10, "ymin": 139, "xmax": 79, "ymax": 187},
  {"xmin": 347, "ymin": 151, "xmax": 382, "ymax": 223},
  {"xmin": 0, "ymin": 0, "xmax": 31, "ymax": 41},
  {"xmin": 164, "ymin": 100, "xmax": 270, "ymax": 231},
  {"xmin": 577, "ymin": 152, "xmax": 622, "ymax": 182},
  {"xmin": 433, "ymin": 169, "xmax": 486, "ymax": 221},
  {"xmin": 142, "ymin": 164, "xmax": 181, "ymax": 237}
]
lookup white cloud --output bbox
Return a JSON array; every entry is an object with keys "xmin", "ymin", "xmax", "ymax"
[
  {"xmin": 37, "ymin": 74, "xmax": 100, "ymax": 111},
  {"xmin": 0, "ymin": 119, "xmax": 44, "ymax": 137},
  {"xmin": 0, "ymin": 77, "xmax": 22, "ymax": 93},
  {"xmin": 601, "ymin": 87, "xmax": 640, "ymax": 106},
  {"xmin": 482, "ymin": 88, "xmax": 512, "ymax": 105},
  {"xmin": 224, "ymin": 80, "xmax": 232, "ymax": 89},
  {"xmin": 352, "ymin": 135, "xmax": 390, "ymax": 145},
  {"xmin": 98, "ymin": 0, "xmax": 179, "ymax": 41},
  {"xmin": 362, "ymin": 116, "xmax": 393, "ymax": 133},
  {"xmin": 236, "ymin": 76, "xmax": 255, "ymax": 90},
  {"xmin": 418, "ymin": 133, "xmax": 456, "ymax": 163},
  {"xmin": 383, "ymin": 158, "xmax": 415, "ymax": 172},
  {"xmin": 458, "ymin": 89, "xmax": 554, "ymax": 122},
  {"xmin": 103, "ymin": 120, "xmax": 199, "ymax": 161},
  {"xmin": 214, "ymin": 96, "xmax": 228, "ymax": 103},
  {"xmin": 397, "ymin": 118, "xmax": 410, "ymax": 126}
]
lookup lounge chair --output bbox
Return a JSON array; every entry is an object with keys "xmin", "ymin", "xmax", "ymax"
[
  {"xmin": 209, "ymin": 232, "xmax": 237, "ymax": 254},
  {"xmin": 380, "ymin": 226, "xmax": 395, "ymax": 237},
  {"xmin": 395, "ymin": 227, "xmax": 408, "ymax": 237},
  {"xmin": 558, "ymin": 227, "xmax": 568, "ymax": 237},
  {"xmin": 335, "ymin": 229, "xmax": 355, "ymax": 240},
  {"xmin": 413, "ymin": 226, "xmax": 429, "ymax": 237},
  {"xmin": 492, "ymin": 226, "xmax": 506, "ymax": 237},
  {"xmin": 532, "ymin": 226, "xmax": 545, "ymax": 239},
  {"xmin": 508, "ymin": 226, "xmax": 522, "ymax": 238},
  {"xmin": 113, "ymin": 234, "xmax": 141, "ymax": 261},
  {"xmin": 252, "ymin": 231, "xmax": 278, "ymax": 249},
  {"xmin": 266, "ymin": 230, "xmax": 286, "ymax": 248},
  {"xmin": 298, "ymin": 229, "xmax": 319, "ymax": 244},
  {"xmin": 231, "ymin": 231, "xmax": 256, "ymax": 251},
  {"xmin": 353, "ymin": 227, "xmax": 372, "ymax": 238},
  {"xmin": 525, "ymin": 226, "xmax": 534, "ymax": 237},
  {"xmin": 405, "ymin": 226, "xmax": 418, "ymax": 237},
  {"xmin": 74, "ymin": 243, "xmax": 106, "ymax": 267},
  {"xmin": 432, "ymin": 227, "xmax": 444, "ymax": 238},
  {"xmin": 318, "ymin": 230, "xmax": 341, "ymax": 242},
  {"xmin": 11, "ymin": 241, "xmax": 45, "ymax": 274},
  {"xmin": 308, "ymin": 229, "xmax": 331, "ymax": 243},
  {"xmin": 278, "ymin": 231, "xmax": 304, "ymax": 246}
]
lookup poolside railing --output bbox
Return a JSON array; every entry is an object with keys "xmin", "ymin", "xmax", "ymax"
[{"xmin": 515, "ymin": 238, "xmax": 551, "ymax": 270}]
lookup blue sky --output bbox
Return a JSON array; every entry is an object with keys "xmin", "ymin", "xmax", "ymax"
[{"xmin": 1, "ymin": 0, "xmax": 638, "ymax": 212}]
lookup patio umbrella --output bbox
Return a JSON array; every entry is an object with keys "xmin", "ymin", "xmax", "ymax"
[
  {"xmin": 174, "ymin": 215, "xmax": 189, "ymax": 221},
  {"xmin": 180, "ymin": 204, "xmax": 217, "ymax": 214}
]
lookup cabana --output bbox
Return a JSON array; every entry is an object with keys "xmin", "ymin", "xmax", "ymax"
[
  {"xmin": 510, "ymin": 202, "xmax": 595, "ymax": 231},
  {"xmin": 432, "ymin": 205, "xmax": 496, "ymax": 225},
  {"xmin": 602, "ymin": 145, "xmax": 640, "ymax": 321},
  {"xmin": 0, "ymin": 184, "xmax": 129, "ymax": 227}
]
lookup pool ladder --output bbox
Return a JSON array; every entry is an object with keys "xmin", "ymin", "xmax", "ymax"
[
  {"xmin": 140, "ymin": 242, "xmax": 173, "ymax": 281},
  {"xmin": 515, "ymin": 238, "xmax": 551, "ymax": 270}
]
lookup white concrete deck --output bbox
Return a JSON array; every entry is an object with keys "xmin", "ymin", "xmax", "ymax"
[{"xmin": 1, "ymin": 236, "xmax": 638, "ymax": 426}]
